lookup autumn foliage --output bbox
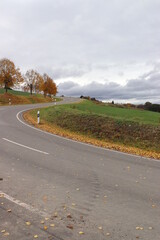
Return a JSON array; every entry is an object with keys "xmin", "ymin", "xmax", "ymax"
[
  {"xmin": 41, "ymin": 74, "xmax": 57, "ymax": 97},
  {"xmin": 24, "ymin": 69, "xmax": 44, "ymax": 95},
  {"xmin": 0, "ymin": 57, "xmax": 58, "ymax": 98},
  {"xmin": 24, "ymin": 71, "xmax": 57, "ymax": 97},
  {"xmin": 0, "ymin": 58, "xmax": 23, "ymax": 92}
]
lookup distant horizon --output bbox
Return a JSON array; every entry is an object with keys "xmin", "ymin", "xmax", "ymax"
[
  {"xmin": 57, "ymin": 93, "xmax": 160, "ymax": 105},
  {"xmin": 5, "ymin": 85, "xmax": 160, "ymax": 105}
]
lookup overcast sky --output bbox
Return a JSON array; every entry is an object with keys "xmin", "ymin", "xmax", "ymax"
[{"xmin": 0, "ymin": 0, "xmax": 160, "ymax": 103}]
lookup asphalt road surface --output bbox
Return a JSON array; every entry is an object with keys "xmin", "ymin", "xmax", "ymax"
[{"xmin": 0, "ymin": 97, "xmax": 160, "ymax": 240}]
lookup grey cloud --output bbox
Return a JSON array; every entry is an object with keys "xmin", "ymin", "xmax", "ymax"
[
  {"xmin": 36, "ymin": 64, "xmax": 92, "ymax": 80},
  {"xmin": 52, "ymin": 65, "xmax": 91, "ymax": 79},
  {"xmin": 58, "ymin": 81, "xmax": 79, "ymax": 89},
  {"xmin": 0, "ymin": 0, "xmax": 160, "ymax": 102},
  {"xmin": 0, "ymin": 0, "xmax": 160, "ymax": 66},
  {"xmin": 58, "ymin": 68, "xmax": 160, "ymax": 103}
]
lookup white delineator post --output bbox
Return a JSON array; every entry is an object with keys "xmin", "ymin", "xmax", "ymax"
[
  {"xmin": 37, "ymin": 111, "xmax": 40, "ymax": 124},
  {"xmin": 54, "ymin": 99, "xmax": 56, "ymax": 105}
]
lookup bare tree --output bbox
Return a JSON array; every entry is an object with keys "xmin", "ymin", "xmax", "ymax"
[{"xmin": 24, "ymin": 69, "xmax": 43, "ymax": 95}]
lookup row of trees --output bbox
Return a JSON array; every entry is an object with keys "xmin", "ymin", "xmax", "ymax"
[
  {"xmin": 137, "ymin": 102, "xmax": 160, "ymax": 113},
  {"xmin": 0, "ymin": 58, "xmax": 57, "ymax": 97}
]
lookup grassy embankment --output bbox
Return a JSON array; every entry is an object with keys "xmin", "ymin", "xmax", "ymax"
[
  {"xmin": 0, "ymin": 89, "xmax": 60, "ymax": 105},
  {"xmin": 24, "ymin": 100, "xmax": 160, "ymax": 159}
]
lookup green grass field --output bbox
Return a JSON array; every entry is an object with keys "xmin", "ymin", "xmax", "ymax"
[
  {"xmin": 38, "ymin": 100, "xmax": 160, "ymax": 125},
  {"xmin": 29, "ymin": 100, "xmax": 160, "ymax": 153},
  {"xmin": 0, "ymin": 88, "xmax": 28, "ymax": 95},
  {"xmin": 0, "ymin": 89, "xmax": 45, "ymax": 98},
  {"xmin": 66, "ymin": 100, "xmax": 160, "ymax": 126}
]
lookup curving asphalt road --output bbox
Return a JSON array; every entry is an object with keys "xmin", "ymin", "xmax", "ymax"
[{"xmin": 0, "ymin": 97, "xmax": 160, "ymax": 240}]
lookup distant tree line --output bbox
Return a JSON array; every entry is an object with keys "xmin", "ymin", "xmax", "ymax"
[
  {"xmin": 80, "ymin": 95, "xmax": 100, "ymax": 102},
  {"xmin": 137, "ymin": 102, "xmax": 160, "ymax": 113},
  {"xmin": 0, "ymin": 58, "xmax": 57, "ymax": 97}
]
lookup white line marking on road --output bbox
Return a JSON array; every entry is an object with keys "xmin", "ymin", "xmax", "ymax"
[
  {"xmin": 2, "ymin": 138, "xmax": 49, "ymax": 155},
  {"xmin": 16, "ymin": 107, "xmax": 160, "ymax": 162},
  {"xmin": 0, "ymin": 191, "xmax": 48, "ymax": 218}
]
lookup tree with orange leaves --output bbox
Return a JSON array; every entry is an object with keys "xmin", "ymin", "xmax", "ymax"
[
  {"xmin": 35, "ymin": 74, "xmax": 44, "ymax": 93},
  {"xmin": 0, "ymin": 58, "xmax": 23, "ymax": 93},
  {"xmin": 42, "ymin": 74, "xmax": 57, "ymax": 97}
]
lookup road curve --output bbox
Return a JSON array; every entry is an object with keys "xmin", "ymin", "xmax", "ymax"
[{"xmin": 0, "ymin": 97, "xmax": 160, "ymax": 240}]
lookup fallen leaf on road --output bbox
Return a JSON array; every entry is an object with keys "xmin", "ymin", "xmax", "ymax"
[
  {"xmin": 1, "ymin": 230, "xmax": 6, "ymax": 233},
  {"xmin": 106, "ymin": 233, "xmax": 110, "ymax": 236},
  {"xmin": 34, "ymin": 235, "xmax": 38, "ymax": 238},
  {"xmin": 40, "ymin": 220, "xmax": 45, "ymax": 224},
  {"xmin": 3, "ymin": 232, "xmax": 9, "ymax": 236},
  {"xmin": 50, "ymin": 224, "xmax": 55, "ymax": 227},
  {"xmin": 67, "ymin": 213, "xmax": 72, "ymax": 219},
  {"xmin": 63, "ymin": 205, "xmax": 67, "ymax": 210},
  {"xmin": 136, "ymin": 227, "xmax": 143, "ymax": 230},
  {"xmin": 7, "ymin": 209, "xmax": 11, "ymax": 212},
  {"xmin": 54, "ymin": 212, "xmax": 58, "ymax": 217},
  {"xmin": 79, "ymin": 231, "xmax": 84, "ymax": 235},
  {"xmin": 45, "ymin": 217, "xmax": 49, "ymax": 221},
  {"xmin": 67, "ymin": 225, "xmax": 73, "ymax": 230},
  {"xmin": 98, "ymin": 226, "xmax": 103, "ymax": 230},
  {"xmin": 0, "ymin": 194, "xmax": 4, "ymax": 198},
  {"xmin": 148, "ymin": 227, "xmax": 153, "ymax": 230},
  {"xmin": 26, "ymin": 222, "xmax": 31, "ymax": 226},
  {"xmin": 44, "ymin": 226, "xmax": 48, "ymax": 230}
]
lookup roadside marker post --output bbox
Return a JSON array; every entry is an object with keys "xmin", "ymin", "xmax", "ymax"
[
  {"xmin": 37, "ymin": 111, "xmax": 40, "ymax": 124},
  {"xmin": 54, "ymin": 99, "xmax": 56, "ymax": 105}
]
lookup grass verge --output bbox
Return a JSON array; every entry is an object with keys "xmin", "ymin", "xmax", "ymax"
[{"xmin": 23, "ymin": 100, "xmax": 160, "ymax": 160}]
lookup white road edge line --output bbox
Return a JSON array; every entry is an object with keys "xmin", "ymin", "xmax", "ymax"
[
  {"xmin": 16, "ymin": 108, "xmax": 160, "ymax": 162},
  {"xmin": 2, "ymin": 138, "xmax": 49, "ymax": 155},
  {"xmin": 0, "ymin": 191, "xmax": 48, "ymax": 218}
]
